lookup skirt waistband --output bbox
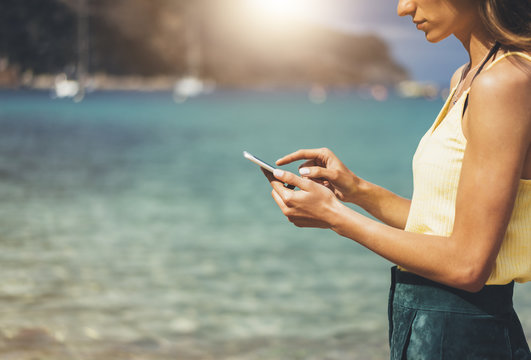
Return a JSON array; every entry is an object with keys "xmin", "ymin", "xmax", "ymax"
[{"xmin": 391, "ymin": 266, "xmax": 514, "ymax": 315}]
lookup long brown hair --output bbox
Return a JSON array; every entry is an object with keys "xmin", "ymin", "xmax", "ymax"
[{"xmin": 479, "ymin": 0, "xmax": 531, "ymax": 51}]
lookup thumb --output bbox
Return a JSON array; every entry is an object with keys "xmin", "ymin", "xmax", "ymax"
[{"xmin": 273, "ymin": 169, "xmax": 308, "ymax": 190}]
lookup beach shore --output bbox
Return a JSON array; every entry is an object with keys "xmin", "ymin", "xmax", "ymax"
[{"xmin": 0, "ymin": 326, "xmax": 390, "ymax": 360}]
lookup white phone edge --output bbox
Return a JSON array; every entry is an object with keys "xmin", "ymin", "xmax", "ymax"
[{"xmin": 243, "ymin": 151, "xmax": 276, "ymax": 173}]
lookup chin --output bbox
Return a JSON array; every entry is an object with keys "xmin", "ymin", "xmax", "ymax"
[
  {"xmin": 424, "ymin": 31, "xmax": 450, "ymax": 44},
  {"xmin": 424, "ymin": 31, "xmax": 448, "ymax": 43}
]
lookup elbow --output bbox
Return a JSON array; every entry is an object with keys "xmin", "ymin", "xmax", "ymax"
[
  {"xmin": 458, "ymin": 277, "xmax": 486, "ymax": 293},
  {"xmin": 445, "ymin": 234, "xmax": 495, "ymax": 293},
  {"xmin": 451, "ymin": 264, "xmax": 490, "ymax": 293}
]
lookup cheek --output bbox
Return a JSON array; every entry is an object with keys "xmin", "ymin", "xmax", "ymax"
[{"xmin": 421, "ymin": 3, "xmax": 462, "ymax": 42}]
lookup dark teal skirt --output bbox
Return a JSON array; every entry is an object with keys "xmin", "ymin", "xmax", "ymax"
[{"xmin": 388, "ymin": 266, "xmax": 531, "ymax": 359}]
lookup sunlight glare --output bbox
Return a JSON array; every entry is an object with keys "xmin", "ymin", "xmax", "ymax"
[{"xmin": 245, "ymin": 0, "xmax": 314, "ymax": 21}]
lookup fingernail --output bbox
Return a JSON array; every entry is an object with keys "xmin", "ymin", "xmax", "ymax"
[
  {"xmin": 299, "ymin": 168, "xmax": 310, "ymax": 175},
  {"xmin": 273, "ymin": 169, "xmax": 284, "ymax": 177}
]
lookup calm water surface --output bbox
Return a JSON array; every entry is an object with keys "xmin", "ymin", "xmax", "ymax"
[{"xmin": 0, "ymin": 90, "xmax": 529, "ymax": 359}]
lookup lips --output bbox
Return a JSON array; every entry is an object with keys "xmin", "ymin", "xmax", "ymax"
[{"xmin": 414, "ymin": 20, "xmax": 427, "ymax": 30}]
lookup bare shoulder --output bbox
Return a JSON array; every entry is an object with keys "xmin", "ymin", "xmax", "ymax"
[
  {"xmin": 469, "ymin": 53, "xmax": 531, "ymax": 128},
  {"xmin": 465, "ymin": 52, "xmax": 531, "ymax": 153},
  {"xmin": 474, "ymin": 53, "xmax": 531, "ymax": 93}
]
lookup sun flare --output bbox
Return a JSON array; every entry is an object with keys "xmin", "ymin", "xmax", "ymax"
[
  {"xmin": 250, "ymin": 0, "xmax": 301, "ymax": 17},
  {"xmin": 244, "ymin": 0, "xmax": 315, "ymax": 21}
]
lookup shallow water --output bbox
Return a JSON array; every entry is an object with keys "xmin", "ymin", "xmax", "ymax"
[{"xmin": 0, "ymin": 90, "xmax": 529, "ymax": 359}]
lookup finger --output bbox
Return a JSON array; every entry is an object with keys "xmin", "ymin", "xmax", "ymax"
[
  {"xmin": 298, "ymin": 166, "xmax": 335, "ymax": 181},
  {"xmin": 276, "ymin": 148, "xmax": 324, "ymax": 166},
  {"xmin": 263, "ymin": 168, "xmax": 296, "ymax": 190},
  {"xmin": 298, "ymin": 160, "xmax": 316, "ymax": 171},
  {"xmin": 273, "ymin": 169, "xmax": 309, "ymax": 191},
  {"xmin": 269, "ymin": 173, "xmax": 292, "ymax": 196},
  {"xmin": 271, "ymin": 188, "xmax": 290, "ymax": 213},
  {"xmin": 309, "ymin": 178, "xmax": 326, "ymax": 186},
  {"xmin": 261, "ymin": 168, "xmax": 278, "ymax": 183}
]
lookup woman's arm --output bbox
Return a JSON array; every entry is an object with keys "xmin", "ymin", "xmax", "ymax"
[
  {"xmin": 273, "ymin": 63, "xmax": 469, "ymax": 229},
  {"xmin": 276, "ymin": 148, "xmax": 412, "ymax": 229},
  {"xmin": 353, "ymin": 179, "xmax": 412, "ymax": 230},
  {"xmin": 268, "ymin": 62, "xmax": 531, "ymax": 292},
  {"xmin": 268, "ymin": 170, "xmax": 483, "ymax": 292}
]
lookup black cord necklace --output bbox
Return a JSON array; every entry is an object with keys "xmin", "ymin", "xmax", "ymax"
[{"xmin": 451, "ymin": 42, "xmax": 501, "ymax": 106}]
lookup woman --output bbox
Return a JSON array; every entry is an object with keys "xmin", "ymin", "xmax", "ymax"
[{"xmin": 263, "ymin": 0, "xmax": 531, "ymax": 358}]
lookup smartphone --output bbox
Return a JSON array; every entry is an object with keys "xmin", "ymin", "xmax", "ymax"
[
  {"xmin": 243, "ymin": 151, "xmax": 277, "ymax": 173},
  {"xmin": 243, "ymin": 151, "xmax": 296, "ymax": 189}
]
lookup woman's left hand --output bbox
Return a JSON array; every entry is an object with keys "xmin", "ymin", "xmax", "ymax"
[{"xmin": 262, "ymin": 168, "xmax": 342, "ymax": 229}]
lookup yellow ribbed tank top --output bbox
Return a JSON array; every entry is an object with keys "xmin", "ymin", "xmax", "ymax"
[{"xmin": 404, "ymin": 52, "xmax": 531, "ymax": 285}]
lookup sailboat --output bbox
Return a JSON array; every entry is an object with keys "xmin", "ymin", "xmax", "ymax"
[
  {"xmin": 173, "ymin": 3, "xmax": 213, "ymax": 102},
  {"xmin": 173, "ymin": 76, "xmax": 204, "ymax": 102},
  {"xmin": 53, "ymin": 73, "xmax": 80, "ymax": 99},
  {"xmin": 53, "ymin": 0, "xmax": 88, "ymax": 101}
]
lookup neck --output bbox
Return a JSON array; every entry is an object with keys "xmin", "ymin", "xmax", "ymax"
[{"xmin": 455, "ymin": 21, "xmax": 496, "ymax": 69}]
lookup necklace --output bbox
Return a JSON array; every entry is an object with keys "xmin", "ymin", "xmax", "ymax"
[
  {"xmin": 450, "ymin": 66, "xmax": 474, "ymax": 105},
  {"xmin": 451, "ymin": 62, "xmax": 482, "ymax": 105},
  {"xmin": 450, "ymin": 43, "xmax": 500, "ymax": 106}
]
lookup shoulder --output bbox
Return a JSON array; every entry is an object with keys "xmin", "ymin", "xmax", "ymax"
[
  {"xmin": 450, "ymin": 63, "xmax": 468, "ymax": 89},
  {"xmin": 467, "ymin": 52, "xmax": 531, "ymax": 144},
  {"xmin": 469, "ymin": 53, "xmax": 531, "ymax": 119},
  {"xmin": 472, "ymin": 52, "xmax": 531, "ymax": 98}
]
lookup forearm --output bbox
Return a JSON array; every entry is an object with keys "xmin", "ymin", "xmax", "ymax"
[
  {"xmin": 351, "ymin": 178, "xmax": 411, "ymax": 229},
  {"xmin": 329, "ymin": 202, "xmax": 488, "ymax": 292}
]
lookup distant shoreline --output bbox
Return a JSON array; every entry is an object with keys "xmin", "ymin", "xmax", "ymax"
[{"xmin": 0, "ymin": 72, "xmax": 445, "ymax": 101}]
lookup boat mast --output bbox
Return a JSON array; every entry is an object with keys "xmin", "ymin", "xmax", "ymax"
[
  {"xmin": 76, "ymin": 0, "xmax": 88, "ymax": 101},
  {"xmin": 184, "ymin": 2, "xmax": 201, "ymax": 78}
]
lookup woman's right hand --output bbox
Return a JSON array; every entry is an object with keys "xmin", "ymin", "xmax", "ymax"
[{"xmin": 276, "ymin": 148, "xmax": 362, "ymax": 204}]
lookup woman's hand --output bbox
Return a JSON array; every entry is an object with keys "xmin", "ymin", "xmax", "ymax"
[
  {"xmin": 276, "ymin": 148, "xmax": 361, "ymax": 204},
  {"xmin": 262, "ymin": 168, "xmax": 344, "ymax": 229}
]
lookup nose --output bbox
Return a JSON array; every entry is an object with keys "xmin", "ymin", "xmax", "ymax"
[{"xmin": 397, "ymin": 0, "xmax": 415, "ymax": 17}]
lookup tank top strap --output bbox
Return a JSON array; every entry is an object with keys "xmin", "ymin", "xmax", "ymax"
[
  {"xmin": 486, "ymin": 51, "xmax": 531, "ymax": 71},
  {"xmin": 463, "ymin": 48, "xmax": 531, "ymax": 116},
  {"xmin": 462, "ymin": 42, "xmax": 501, "ymax": 116}
]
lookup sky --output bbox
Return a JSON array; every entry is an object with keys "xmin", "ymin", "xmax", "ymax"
[
  {"xmin": 327, "ymin": 0, "xmax": 470, "ymax": 86},
  {"xmin": 262, "ymin": 0, "xmax": 470, "ymax": 86},
  {"xmin": 322, "ymin": 0, "xmax": 470, "ymax": 86}
]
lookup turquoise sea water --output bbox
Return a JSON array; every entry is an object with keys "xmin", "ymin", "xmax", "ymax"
[{"xmin": 0, "ymin": 90, "xmax": 529, "ymax": 359}]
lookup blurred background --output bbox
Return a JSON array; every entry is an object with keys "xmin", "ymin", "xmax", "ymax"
[
  {"xmin": 1, "ymin": 0, "xmax": 468, "ymax": 95},
  {"xmin": 1, "ymin": 1, "xmax": 529, "ymax": 360}
]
